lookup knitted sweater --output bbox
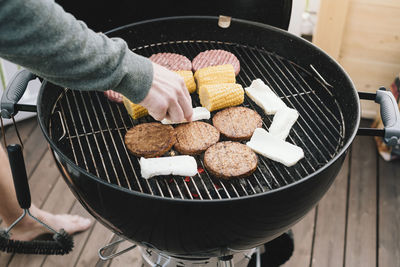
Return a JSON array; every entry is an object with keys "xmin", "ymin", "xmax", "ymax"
[{"xmin": 0, "ymin": 0, "xmax": 153, "ymax": 103}]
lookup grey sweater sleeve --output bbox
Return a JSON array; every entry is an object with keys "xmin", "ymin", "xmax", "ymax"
[{"xmin": 0, "ymin": 0, "xmax": 153, "ymax": 103}]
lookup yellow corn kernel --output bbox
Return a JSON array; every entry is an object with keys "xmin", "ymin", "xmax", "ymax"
[
  {"xmin": 199, "ymin": 83, "xmax": 244, "ymax": 112},
  {"xmin": 194, "ymin": 64, "xmax": 236, "ymax": 89},
  {"xmin": 122, "ymin": 96, "xmax": 148, "ymax": 119},
  {"xmin": 175, "ymin": 70, "xmax": 196, "ymax": 93}
]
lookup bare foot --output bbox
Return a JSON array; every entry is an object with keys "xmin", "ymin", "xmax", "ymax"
[{"xmin": 8, "ymin": 206, "xmax": 92, "ymax": 241}]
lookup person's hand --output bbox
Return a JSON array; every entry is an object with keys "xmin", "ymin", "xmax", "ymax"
[{"xmin": 139, "ymin": 63, "xmax": 193, "ymax": 122}]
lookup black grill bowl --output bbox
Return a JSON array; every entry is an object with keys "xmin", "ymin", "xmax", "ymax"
[{"xmin": 37, "ymin": 17, "xmax": 359, "ymax": 258}]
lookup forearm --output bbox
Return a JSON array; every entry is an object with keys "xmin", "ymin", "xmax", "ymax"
[{"xmin": 0, "ymin": 0, "xmax": 152, "ymax": 103}]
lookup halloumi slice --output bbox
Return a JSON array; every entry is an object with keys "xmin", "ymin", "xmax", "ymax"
[
  {"xmin": 139, "ymin": 156, "xmax": 198, "ymax": 179},
  {"xmin": 245, "ymin": 79, "xmax": 286, "ymax": 115},
  {"xmin": 161, "ymin": 107, "xmax": 210, "ymax": 124},
  {"xmin": 269, "ymin": 107, "xmax": 299, "ymax": 140},
  {"xmin": 246, "ymin": 128, "xmax": 304, "ymax": 167}
]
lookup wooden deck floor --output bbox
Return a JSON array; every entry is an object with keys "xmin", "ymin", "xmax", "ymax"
[{"xmin": 0, "ymin": 117, "xmax": 399, "ymax": 267}]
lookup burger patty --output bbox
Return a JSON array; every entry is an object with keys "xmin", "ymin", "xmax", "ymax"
[
  {"xmin": 212, "ymin": 107, "xmax": 263, "ymax": 141},
  {"xmin": 204, "ymin": 141, "xmax": 258, "ymax": 179},
  {"xmin": 192, "ymin": 49, "xmax": 240, "ymax": 75},
  {"xmin": 149, "ymin": 52, "xmax": 192, "ymax": 71},
  {"xmin": 174, "ymin": 121, "xmax": 220, "ymax": 155},
  {"xmin": 124, "ymin": 123, "xmax": 176, "ymax": 158}
]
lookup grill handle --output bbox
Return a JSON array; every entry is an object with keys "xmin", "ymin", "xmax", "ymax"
[
  {"xmin": 0, "ymin": 69, "xmax": 37, "ymax": 119},
  {"xmin": 6, "ymin": 144, "xmax": 31, "ymax": 209},
  {"xmin": 358, "ymin": 88, "xmax": 400, "ymax": 146}
]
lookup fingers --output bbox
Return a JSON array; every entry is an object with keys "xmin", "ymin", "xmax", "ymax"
[
  {"xmin": 139, "ymin": 63, "xmax": 193, "ymax": 122},
  {"xmin": 164, "ymin": 100, "xmax": 185, "ymax": 123},
  {"xmin": 149, "ymin": 106, "xmax": 168, "ymax": 121},
  {"xmin": 147, "ymin": 98, "xmax": 169, "ymax": 121},
  {"xmin": 179, "ymin": 94, "xmax": 193, "ymax": 121},
  {"xmin": 180, "ymin": 77, "xmax": 192, "ymax": 104},
  {"xmin": 178, "ymin": 78, "xmax": 193, "ymax": 121}
]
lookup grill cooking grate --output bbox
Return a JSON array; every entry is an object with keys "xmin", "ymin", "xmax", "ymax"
[{"xmin": 49, "ymin": 40, "xmax": 345, "ymax": 200}]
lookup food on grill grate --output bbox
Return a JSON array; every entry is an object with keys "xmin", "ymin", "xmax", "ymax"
[
  {"xmin": 104, "ymin": 90, "xmax": 123, "ymax": 103},
  {"xmin": 245, "ymin": 78, "xmax": 286, "ymax": 115},
  {"xmin": 212, "ymin": 107, "xmax": 262, "ymax": 141},
  {"xmin": 175, "ymin": 70, "xmax": 196, "ymax": 93},
  {"xmin": 199, "ymin": 83, "xmax": 244, "ymax": 111},
  {"xmin": 192, "ymin": 49, "xmax": 240, "ymax": 75},
  {"xmin": 161, "ymin": 107, "xmax": 210, "ymax": 124},
  {"xmin": 149, "ymin": 52, "xmax": 192, "ymax": 71},
  {"xmin": 246, "ymin": 128, "xmax": 304, "ymax": 167},
  {"xmin": 269, "ymin": 107, "xmax": 299, "ymax": 140},
  {"xmin": 204, "ymin": 141, "xmax": 258, "ymax": 179},
  {"xmin": 194, "ymin": 64, "xmax": 236, "ymax": 89},
  {"xmin": 124, "ymin": 122, "xmax": 176, "ymax": 158},
  {"xmin": 122, "ymin": 96, "xmax": 149, "ymax": 119},
  {"xmin": 139, "ymin": 155, "xmax": 198, "ymax": 179},
  {"xmin": 174, "ymin": 121, "xmax": 220, "ymax": 155}
]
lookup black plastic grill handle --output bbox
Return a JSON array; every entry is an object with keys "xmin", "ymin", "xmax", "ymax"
[
  {"xmin": 358, "ymin": 88, "xmax": 400, "ymax": 146},
  {"xmin": 7, "ymin": 144, "xmax": 31, "ymax": 210},
  {"xmin": 0, "ymin": 69, "xmax": 36, "ymax": 119},
  {"xmin": 375, "ymin": 89, "xmax": 400, "ymax": 146}
]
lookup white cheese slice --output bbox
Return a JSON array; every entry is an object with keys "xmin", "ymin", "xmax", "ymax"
[
  {"xmin": 269, "ymin": 107, "xmax": 299, "ymax": 140},
  {"xmin": 161, "ymin": 107, "xmax": 210, "ymax": 124},
  {"xmin": 139, "ymin": 156, "xmax": 198, "ymax": 179},
  {"xmin": 245, "ymin": 78, "xmax": 286, "ymax": 115},
  {"xmin": 246, "ymin": 128, "xmax": 304, "ymax": 167}
]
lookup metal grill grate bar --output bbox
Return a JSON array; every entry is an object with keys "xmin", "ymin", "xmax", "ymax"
[
  {"xmin": 233, "ymin": 45, "xmax": 333, "ymax": 162},
  {"xmin": 51, "ymin": 40, "xmax": 346, "ymax": 200},
  {"xmin": 114, "ymin": 104, "xmax": 146, "ymax": 193}
]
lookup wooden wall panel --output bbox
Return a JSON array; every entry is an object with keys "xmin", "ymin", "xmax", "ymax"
[{"xmin": 313, "ymin": 0, "xmax": 400, "ymax": 118}]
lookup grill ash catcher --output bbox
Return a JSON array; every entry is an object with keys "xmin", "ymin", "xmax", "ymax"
[{"xmin": 1, "ymin": 0, "xmax": 400, "ymax": 265}]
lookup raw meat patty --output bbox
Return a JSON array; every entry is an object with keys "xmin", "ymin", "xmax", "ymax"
[
  {"xmin": 212, "ymin": 107, "xmax": 262, "ymax": 141},
  {"xmin": 174, "ymin": 121, "xmax": 220, "ymax": 155},
  {"xmin": 192, "ymin": 49, "xmax": 240, "ymax": 75},
  {"xmin": 149, "ymin": 52, "xmax": 192, "ymax": 71},
  {"xmin": 124, "ymin": 123, "xmax": 176, "ymax": 158},
  {"xmin": 204, "ymin": 141, "xmax": 258, "ymax": 179}
]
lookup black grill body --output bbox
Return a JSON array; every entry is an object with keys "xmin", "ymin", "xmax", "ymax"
[
  {"xmin": 37, "ymin": 17, "xmax": 360, "ymax": 258},
  {"xmin": 55, "ymin": 0, "xmax": 292, "ymax": 32}
]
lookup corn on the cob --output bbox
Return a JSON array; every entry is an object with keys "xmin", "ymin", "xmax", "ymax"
[
  {"xmin": 175, "ymin": 70, "xmax": 196, "ymax": 93},
  {"xmin": 199, "ymin": 83, "xmax": 244, "ymax": 112},
  {"xmin": 122, "ymin": 96, "xmax": 148, "ymax": 119},
  {"xmin": 194, "ymin": 64, "xmax": 235, "ymax": 89}
]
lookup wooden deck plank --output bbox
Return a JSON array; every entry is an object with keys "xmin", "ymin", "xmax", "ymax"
[
  {"xmin": 42, "ymin": 201, "xmax": 95, "ymax": 267},
  {"xmin": 378, "ymin": 156, "xmax": 400, "ymax": 266},
  {"xmin": 282, "ymin": 208, "xmax": 316, "ymax": 267},
  {"xmin": 3, "ymin": 117, "xmax": 400, "ymax": 266},
  {"xmin": 0, "ymin": 120, "xmax": 52, "ymax": 266},
  {"xmin": 7, "ymin": 177, "xmax": 78, "ymax": 267},
  {"xmin": 3, "ymin": 117, "xmax": 38, "ymax": 145},
  {"xmin": 74, "ymin": 221, "xmax": 114, "ymax": 267},
  {"xmin": 0, "ymin": 118, "xmax": 36, "ymax": 228},
  {"xmin": 109, "ymin": 242, "xmax": 142, "ymax": 267},
  {"xmin": 0, "ymin": 249, "xmax": 13, "ymax": 267},
  {"xmin": 28, "ymin": 151, "xmax": 62, "ymax": 206},
  {"xmin": 344, "ymin": 135, "xmax": 377, "ymax": 267},
  {"xmin": 1, "ymin": 118, "xmax": 48, "ymax": 178},
  {"xmin": 311, "ymin": 153, "xmax": 350, "ymax": 267},
  {"xmin": 21, "ymin": 124, "xmax": 50, "ymax": 177}
]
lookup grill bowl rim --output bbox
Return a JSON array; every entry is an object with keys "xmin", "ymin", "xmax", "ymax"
[{"xmin": 37, "ymin": 15, "xmax": 361, "ymax": 203}]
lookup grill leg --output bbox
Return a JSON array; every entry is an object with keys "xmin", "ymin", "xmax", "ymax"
[{"xmin": 218, "ymin": 255, "xmax": 234, "ymax": 267}]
